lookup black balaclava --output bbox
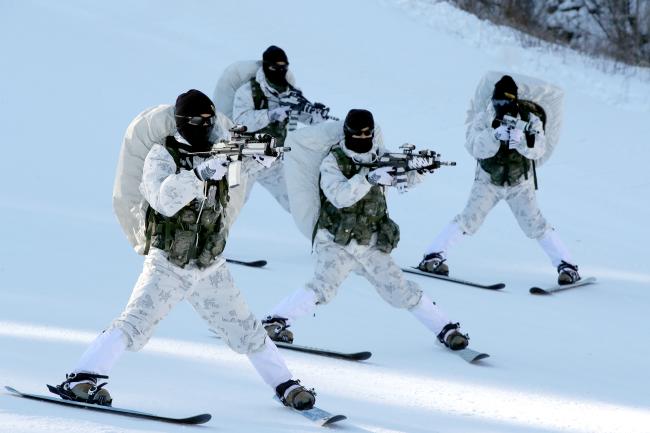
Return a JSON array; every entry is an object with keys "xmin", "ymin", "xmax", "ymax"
[
  {"xmin": 492, "ymin": 75, "xmax": 519, "ymax": 122},
  {"xmin": 262, "ymin": 45, "xmax": 289, "ymax": 89},
  {"xmin": 174, "ymin": 89, "xmax": 216, "ymax": 152},
  {"xmin": 343, "ymin": 109, "xmax": 375, "ymax": 154}
]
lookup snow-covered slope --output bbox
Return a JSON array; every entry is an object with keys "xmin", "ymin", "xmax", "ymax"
[{"xmin": 1, "ymin": 1, "xmax": 648, "ymax": 432}]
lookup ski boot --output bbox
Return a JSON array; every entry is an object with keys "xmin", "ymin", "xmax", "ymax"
[
  {"xmin": 437, "ymin": 323, "xmax": 469, "ymax": 351},
  {"xmin": 417, "ymin": 252, "xmax": 449, "ymax": 276},
  {"xmin": 276, "ymin": 379, "xmax": 316, "ymax": 411},
  {"xmin": 262, "ymin": 316, "xmax": 293, "ymax": 343},
  {"xmin": 557, "ymin": 261, "xmax": 581, "ymax": 285},
  {"xmin": 52, "ymin": 372, "xmax": 112, "ymax": 406}
]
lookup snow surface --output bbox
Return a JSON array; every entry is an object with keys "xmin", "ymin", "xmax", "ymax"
[{"xmin": 1, "ymin": 1, "xmax": 649, "ymax": 432}]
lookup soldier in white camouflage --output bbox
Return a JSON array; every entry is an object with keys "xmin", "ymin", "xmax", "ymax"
[
  {"xmin": 417, "ymin": 75, "xmax": 581, "ymax": 285},
  {"xmin": 230, "ymin": 45, "xmax": 328, "ymax": 215},
  {"xmin": 53, "ymin": 90, "xmax": 316, "ymax": 411},
  {"xmin": 262, "ymin": 109, "xmax": 470, "ymax": 353}
]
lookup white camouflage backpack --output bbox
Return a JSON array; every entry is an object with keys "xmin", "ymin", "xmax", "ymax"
[
  {"xmin": 212, "ymin": 60, "xmax": 296, "ymax": 120},
  {"xmin": 112, "ymin": 105, "xmax": 176, "ymax": 254},
  {"xmin": 284, "ymin": 122, "xmax": 384, "ymax": 240},
  {"xmin": 466, "ymin": 71, "xmax": 564, "ymax": 166},
  {"xmin": 112, "ymin": 104, "xmax": 232, "ymax": 254}
]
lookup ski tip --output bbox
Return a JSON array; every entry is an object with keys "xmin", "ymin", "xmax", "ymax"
[
  {"xmin": 322, "ymin": 414, "xmax": 347, "ymax": 425},
  {"xmin": 456, "ymin": 349, "xmax": 490, "ymax": 363},
  {"xmin": 352, "ymin": 352, "xmax": 372, "ymax": 361},
  {"xmin": 4, "ymin": 386, "xmax": 20, "ymax": 395},
  {"xmin": 529, "ymin": 287, "xmax": 550, "ymax": 295},
  {"xmin": 225, "ymin": 259, "xmax": 267, "ymax": 267},
  {"xmin": 183, "ymin": 413, "xmax": 212, "ymax": 424},
  {"xmin": 489, "ymin": 283, "xmax": 506, "ymax": 290},
  {"xmin": 472, "ymin": 353, "xmax": 490, "ymax": 362}
]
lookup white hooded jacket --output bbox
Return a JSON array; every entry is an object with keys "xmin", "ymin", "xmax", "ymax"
[
  {"xmin": 232, "ymin": 67, "xmax": 314, "ymax": 133},
  {"xmin": 319, "ymin": 139, "xmax": 422, "ymax": 210}
]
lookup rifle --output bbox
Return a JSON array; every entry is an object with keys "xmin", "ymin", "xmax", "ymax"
[
  {"xmin": 355, "ymin": 144, "xmax": 456, "ymax": 192},
  {"xmin": 281, "ymin": 88, "xmax": 339, "ymax": 130},
  {"xmin": 208, "ymin": 125, "xmax": 291, "ymax": 186},
  {"xmin": 499, "ymin": 114, "xmax": 542, "ymax": 136}
]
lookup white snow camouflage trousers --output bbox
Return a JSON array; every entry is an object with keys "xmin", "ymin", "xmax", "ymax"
[
  {"xmin": 305, "ymin": 230, "xmax": 422, "ymax": 308},
  {"xmin": 108, "ymin": 248, "xmax": 267, "ymax": 354},
  {"xmin": 454, "ymin": 167, "xmax": 550, "ymax": 239},
  {"xmin": 268, "ymin": 230, "xmax": 454, "ymax": 337}
]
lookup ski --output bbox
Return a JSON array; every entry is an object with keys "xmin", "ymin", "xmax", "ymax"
[
  {"xmin": 275, "ymin": 341, "xmax": 372, "ymax": 361},
  {"xmin": 402, "ymin": 267, "xmax": 505, "ymax": 290},
  {"xmin": 210, "ymin": 330, "xmax": 371, "ymax": 361},
  {"xmin": 4, "ymin": 386, "xmax": 211, "ymax": 425},
  {"xmin": 273, "ymin": 395, "xmax": 346, "ymax": 426},
  {"xmin": 529, "ymin": 276, "xmax": 597, "ymax": 295},
  {"xmin": 225, "ymin": 258, "xmax": 267, "ymax": 268},
  {"xmin": 452, "ymin": 348, "xmax": 490, "ymax": 363}
]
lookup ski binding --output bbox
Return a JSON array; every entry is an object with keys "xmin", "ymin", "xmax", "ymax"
[{"xmin": 274, "ymin": 395, "xmax": 346, "ymax": 426}]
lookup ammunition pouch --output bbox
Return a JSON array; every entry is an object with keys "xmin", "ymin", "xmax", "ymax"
[
  {"xmin": 168, "ymin": 229, "xmax": 197, "ymax": 268},
  {"xmin": 376, "ymin": 217, "xmax": 400, "ymax": 253},
  {"xmin": 479, "ymin": 146, "xmax": 530, "ymax": 186}
]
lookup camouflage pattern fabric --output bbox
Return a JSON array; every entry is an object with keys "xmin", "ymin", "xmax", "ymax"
[
  {"xmin": 305, "ymin": 229, "xmax": 422, "ymax": 308},
  {"xmin": 109, "ymin": 248, "xmax": 267, "ymax": 354},
  {"xmin": 453, "ymin": 166, "xmax": 551, "ymax": 239}
]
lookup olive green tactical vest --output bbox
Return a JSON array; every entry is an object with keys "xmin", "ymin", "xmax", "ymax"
[
  {"xmin": 478, "ymin": 144, "xmax": 531, "ymax": 186},
  {"xmin": 144, "ymin": 136, "xmax": 229, "ymax": 269},
  {"xmin": 479, "ymin": 102, "xmax": 546, "ymax": 186},
  {"xmin": 250, "ymin": 78, "xmax": 288, "ymax": 146},
  {"xmin": 316, "ymin": 147, "xmax": 400, "ymax": 253}
]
